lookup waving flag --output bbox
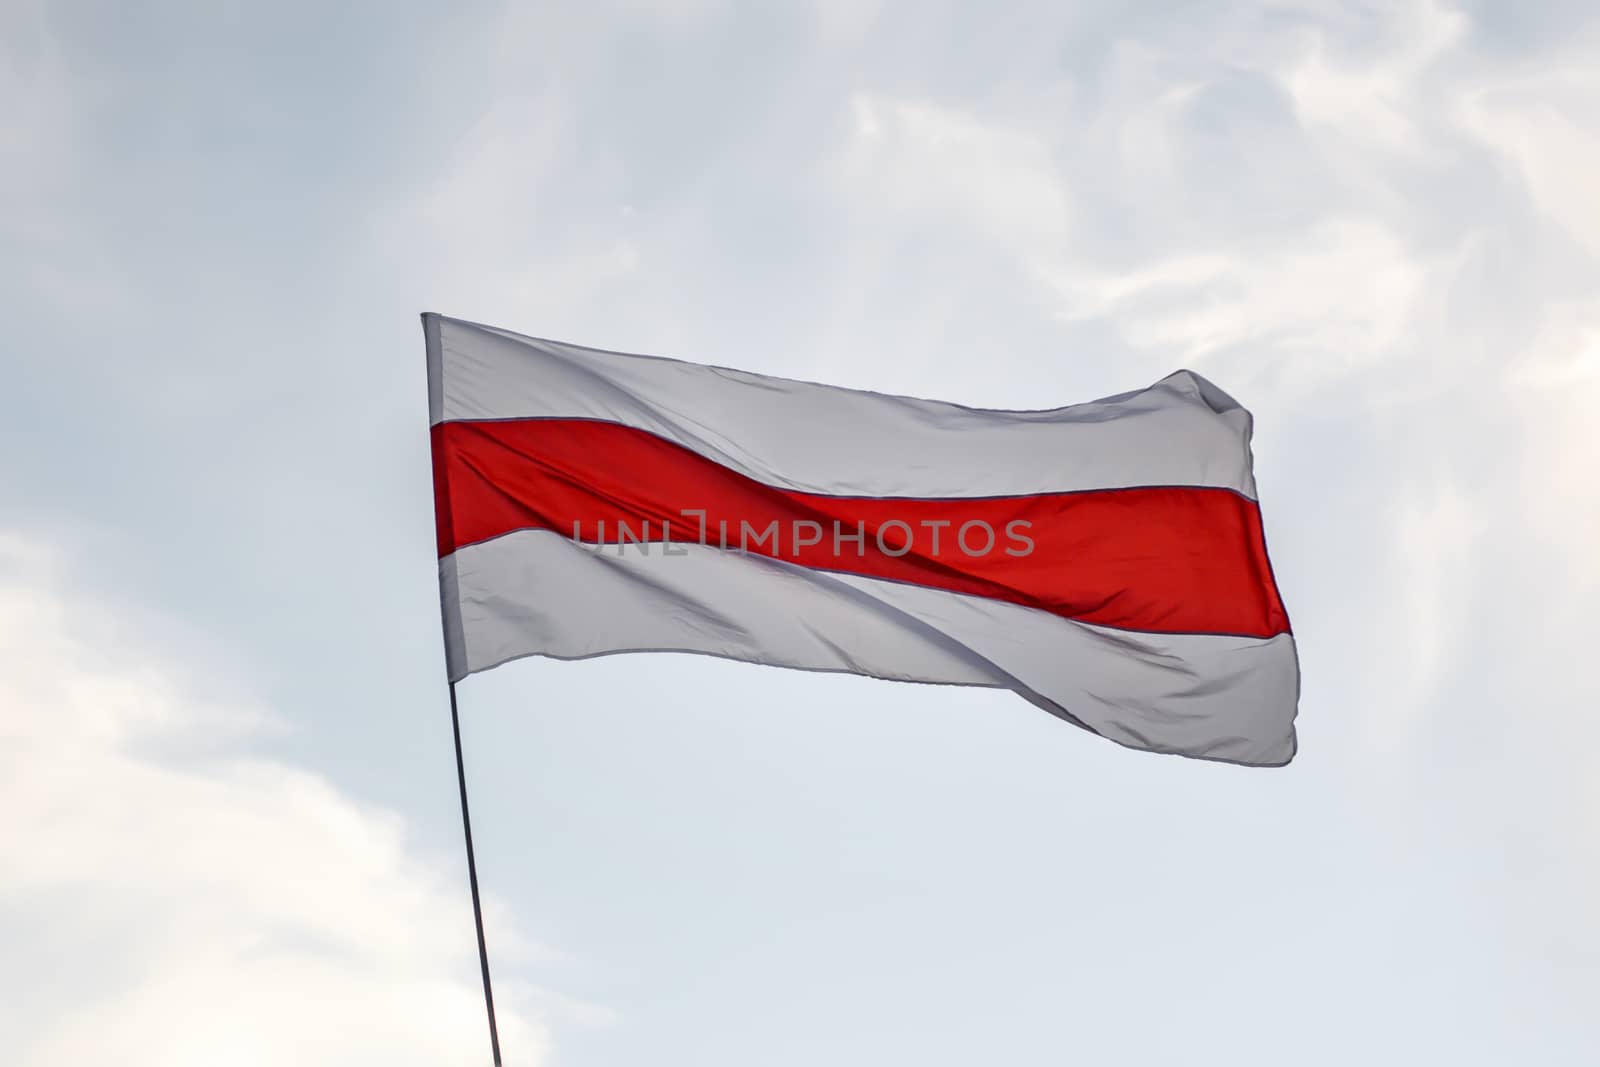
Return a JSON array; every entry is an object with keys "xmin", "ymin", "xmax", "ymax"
[{"xmin": 424, "ymin": 313, "xmax": 1298, "ymax": 766}]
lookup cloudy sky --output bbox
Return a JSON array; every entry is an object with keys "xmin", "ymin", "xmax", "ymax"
[{"xmin": 4, "ymin": 0, "xmax": 1599, "ymax": 1063}]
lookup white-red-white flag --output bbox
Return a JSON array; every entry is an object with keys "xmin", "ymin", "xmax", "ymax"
[{"xmin": 424, "ymin": 314, "xmax": 1298, "ymax": 766}]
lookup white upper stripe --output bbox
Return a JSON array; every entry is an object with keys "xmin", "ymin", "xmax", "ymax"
[{"xmin": 425, "ymin": 314, "xmax": 1260, "ymax": 499}]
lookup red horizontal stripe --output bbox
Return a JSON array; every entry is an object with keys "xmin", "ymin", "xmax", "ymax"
[{"xmin": 432, "ymin": 419, "xmax": 1291, "ymax": 638}]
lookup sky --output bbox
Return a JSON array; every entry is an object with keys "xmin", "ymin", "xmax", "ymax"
[{"xmin": 3, "ymin": 0, "xmax": 1599, "ymax": 1063}]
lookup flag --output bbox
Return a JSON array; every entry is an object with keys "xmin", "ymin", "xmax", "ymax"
[{"xmin": 424, "ymin": 313, "xmax": 1298, "ymax": 766}]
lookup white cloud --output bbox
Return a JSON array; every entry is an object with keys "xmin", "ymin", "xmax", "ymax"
[
  {"xmin": 1455, "ymin": 62, "xmax": 1600, "ymax": 585},
  {"xmin": 839, "ymin": 92, "xmax": 1071, "ymax": 255},
  {"xmin": 1504, "ymin": 311, "xmax": 1600, "ymax": 587},
  {"xmin": 1377, "ymin": 479, "xmax": 1482, "ymax": 745},
  {"xmin": 1046, "ymin": 219, "xmax": 1427, "ymax": 374},
  {"xmin": 1461, "ymin": 72, "xmax": 1600, "ymax": 255},
  {"xmin": 405, "ymin": 84, "xmax": 644, "ymax": 326},
  {"xmin": 0, "ymin": 534, "xmax": 554, "ymax": 1066},
  {"xmin": 1282, "ymin": 0, "xmax": 1467, "ymax": 155}
]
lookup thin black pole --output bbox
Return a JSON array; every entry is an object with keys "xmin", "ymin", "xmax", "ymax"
[{"xmin": 449, "ymin": 681, "xmax": 504, "ymax": 1066}]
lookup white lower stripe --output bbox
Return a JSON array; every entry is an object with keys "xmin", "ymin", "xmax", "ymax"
[{"xmin": 441, "ymin": 531, "xmax": 1298, "ymax": 766}]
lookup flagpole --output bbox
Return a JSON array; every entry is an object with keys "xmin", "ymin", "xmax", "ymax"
[{"xmin": 449, "ymin": 680, "xmax": 504, "ymax": 1066}]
